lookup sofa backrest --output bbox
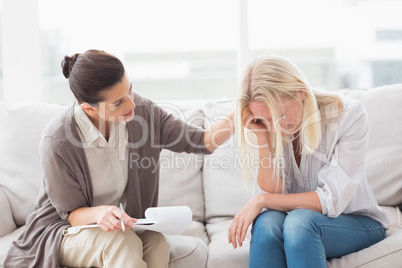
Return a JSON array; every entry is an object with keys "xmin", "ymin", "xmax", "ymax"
[
  {"xmin": 0, "ymin": 187, "xmax": 16, "ymax": 237},
  {"xmin": 337, "ymin": 84, "xmax": 402, "ymax": 208},
  {"xmin": 0, "ymin": 101, "xmax": 66, "ymax": 229},
  {"xmin": 157, "ymin": 103, "xmax": 206, "ymax": 222},
  {"xmin": 202, "ymin": 100, "xmax": 251, "ymax": 222}
]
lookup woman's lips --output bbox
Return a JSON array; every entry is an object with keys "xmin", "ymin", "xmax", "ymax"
[{"xmin": 123, "ymin": 110, "xmax": 134, "ymax": 117}]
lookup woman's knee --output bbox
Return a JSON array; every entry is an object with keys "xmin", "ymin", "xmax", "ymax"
[
  {"xmin": 108, "ymin": 229, "xmax": 143, "ymax": 251},
  {"xmin": 139, "ymin": 231, "xmax": 170, "ymax": 267},
  {"xmin": 93, "ymin": 229, "xmax": 146, "ymax": 267},
  {"xmin": 282, "ymin": 209, "xmax": 321, "ymax": 246},
  {"xmin": 139, "ymin": 230, "xmax": 170, "ymax": 252},
  {"xmin": 251, "ymin": 210, "xmax": 286, "ymax": 246}
]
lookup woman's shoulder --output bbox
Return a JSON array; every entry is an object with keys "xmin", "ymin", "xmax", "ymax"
[
  {"xmin": 333, "ymin": 95, "xmax": 368, "ymax": 138},
  {"xmin": 132, "ymin": 92, "xmax": 167, "ymax": 120},
  {"xmin": 338, "ymin": 95, "xmax": 367, "ymax": 120},
  {"xmin": 40, "ymin": 105, "xmax": 79, "ymax": 151},
  {"xmin": 133, "ymin": 92, "xmax": 153, "ymax": 109},
  {"xmin": 42, "ymin": 106, "xmax": 71, "ymax": 135}
]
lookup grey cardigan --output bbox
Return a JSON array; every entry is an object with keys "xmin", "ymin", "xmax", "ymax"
[{"xmin": 5, "ymin": 93, "xmax": 210, "ymax": 268}]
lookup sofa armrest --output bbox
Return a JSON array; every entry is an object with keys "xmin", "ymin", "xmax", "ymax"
[{"xmin": 0, "ymin": 186, "xmax": 17, "ymax": 237}]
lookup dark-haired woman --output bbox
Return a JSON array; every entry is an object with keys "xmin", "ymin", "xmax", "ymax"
[{"xmin": 4, "ymin": 50, "xmax": 234, "ymax": 268}]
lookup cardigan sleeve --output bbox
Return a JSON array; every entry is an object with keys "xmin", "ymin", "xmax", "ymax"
[
  {"xmin": 133, "ymin": 95, "xmax": 211, "ymax": 155},
  {"xmin": 315, "ymin": 100, "xmax": 369, "ymax": 217},
  {"xmin": 40, "ymin": 136, "xmax": 90, "ymax": 220},
  {"xmin": 157, "ymin": 105, "xmax": 211, "ymax": 154}
]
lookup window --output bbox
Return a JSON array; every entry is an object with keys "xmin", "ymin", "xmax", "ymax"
[
  {"xmin": 248, "ymin": 0, "xmax": 402, "ymax": 90},
  {"xmin": 1, "ymin": 0, "xmax": 402, "ymax": 102},
  {"xmin": 38, "ymin": 0, "xmax": 238, "ymax": 104},
  {"xmin": 248, "ymin": 0, "xmax": 339, "ymax": 91},
  {"xmin": 372, "ymin": 61, "xmax": 402, "ymax": 87},
  {"xmin": 377, "ymin": 30, "xmax": 402, "ymax": 41}
]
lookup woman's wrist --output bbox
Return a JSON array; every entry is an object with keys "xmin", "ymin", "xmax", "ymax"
[
  {"xmin": 68, "ymin": 206, "xmax": 104, "ymax": 226},
  {"xmin": 254, "ymin": 194, "xmax": 267, "ymax": 211}
]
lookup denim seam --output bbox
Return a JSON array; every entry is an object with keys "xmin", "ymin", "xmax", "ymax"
[
  {"xmin": 317, "ymin": 223, "xmax": 385, "ymax": 251},
  {"xmin": 316, "ymin": 223, "xmax": 384, "ymax": 233}
]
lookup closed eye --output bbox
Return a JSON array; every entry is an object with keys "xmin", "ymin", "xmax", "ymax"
[{"xmin": 113, "ymin": 83, "xmax": 133, "ymax": 107}]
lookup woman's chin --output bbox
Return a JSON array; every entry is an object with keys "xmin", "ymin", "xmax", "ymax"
[{"xmin": 123, "ymin": 113, "xmax": 135, "ymax": 122}]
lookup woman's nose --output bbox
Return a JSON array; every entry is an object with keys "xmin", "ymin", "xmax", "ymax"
[{"xmin": 130, "ymin": 97, "xmax": 135, "ymax": 110}]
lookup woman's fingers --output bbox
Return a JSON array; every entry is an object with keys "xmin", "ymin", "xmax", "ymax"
[
  {"xmin": 228, "ymin": 221, "xmax": 239, "ymax": 248},
  {"xmin": 236, "ymin": 223, "xmax": 243, "ymax": 247},
  {"xmin": 122, "ymin": 213, "xmax": 137, "ymax": 229},
  {"xmin": 111, "ymin": 207, "xmax": 136, "ymax": 227},
  {"xmin": 228, "ymin": 219, "xmax": 250, "ymax": 249},
  {"xmin": 228, "ymin": 221, "xmax": 235, "ymax": 246},
  {"xmin": 98, "ymin": 206, "xmax": 137, "ymax": 232},
  {"xmin": 240, "ymin": 223, "xmax": 250, "ymax": 246},
  {"xmin": 123, "ymin": 213, "xmax": 137, "ymax": 227},
  {"xmin": 229, "ymin": 198, "xmax": 262, "ymax": 249},
  {"xmin": 98, "ymin": 218, "xmax": 115, "ymax": 232}
]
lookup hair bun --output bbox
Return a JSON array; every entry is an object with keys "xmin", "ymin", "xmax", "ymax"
[{"xmin": 61, "ymin": 53, "xmax": 80, "ymax": 79}]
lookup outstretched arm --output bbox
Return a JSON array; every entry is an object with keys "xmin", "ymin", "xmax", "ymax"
[{"xmin": 203, "ymin": 111, "xmax": 235, "ymax": 153}]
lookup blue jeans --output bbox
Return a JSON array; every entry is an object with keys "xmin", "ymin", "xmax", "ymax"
[{"xmin": 249, "ymin": 209, "xmax": 386, "ymax": 268}]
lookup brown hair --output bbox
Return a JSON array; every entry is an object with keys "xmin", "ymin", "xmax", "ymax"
[{"xmin": 61, "ymin": 49, "xmax": 125, "ymax": 105}]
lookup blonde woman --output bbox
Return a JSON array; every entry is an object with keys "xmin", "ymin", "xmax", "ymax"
[{"xmin": 228, "ymin": 55, "xmax": 388, "ymax": 267}]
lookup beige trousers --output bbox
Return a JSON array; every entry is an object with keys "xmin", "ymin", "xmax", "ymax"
[{"xmin": 59, "ymin": 228, "xmax": 170, "ymax": 268}]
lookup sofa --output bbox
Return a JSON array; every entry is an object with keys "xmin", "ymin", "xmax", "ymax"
[{"xmin": 1, "ymin": 83, "xmax": 402, "ymax": 268}]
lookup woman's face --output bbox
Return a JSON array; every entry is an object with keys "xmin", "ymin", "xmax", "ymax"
[
  {"xmin": 247, "ymin": 96, "xmax": 304, "ymax": 136},
  {"xmin": 96, "ymin": 75, "xmax": 135, "ymax": 122}
]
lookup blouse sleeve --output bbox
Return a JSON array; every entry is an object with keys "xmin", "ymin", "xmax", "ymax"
[{"xmin": 315, "ymin": 100, "xmax": 369, "ymax": 217}]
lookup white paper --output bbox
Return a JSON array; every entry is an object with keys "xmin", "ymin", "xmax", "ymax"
[
  {"xmin": 132, "ymin": 206, "xmax": 192, "ymax": 235},
  {"xmin": 63, "ymin": 206, "xmax": 192, "ymax": 236}
]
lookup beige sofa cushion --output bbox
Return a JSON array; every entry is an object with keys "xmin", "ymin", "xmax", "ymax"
[
  {"xmin": 0, "ymin": 101, "xmax": 65, "ymax": 226},
  {"xmin": 202, "ymin": 100, "xmax": 251, "ymax": 221},
  {"xmin": 0, "ymin": 226, "xmax": 25, "ymax": 267},
  {"xmin": 206, "ymin": 218, "xmax": 250, "ymax": 268},
  {"xmin": 337, "ymin": 84, "xmax": 402, "ymax": 207},
  {"xmin": 0, "ymin": 187, "xmax": 16, "ymax": 237},
  {"xmin": 165, "ymin": 235, "xmax": 208, "ymax": 268},
  {"xmin": 158, "ymin": 104, "xmax": 206, "ymax": 222},
  {"xmin": 156, "ymin": 103, "xmax": 208, "ymax": 267}
]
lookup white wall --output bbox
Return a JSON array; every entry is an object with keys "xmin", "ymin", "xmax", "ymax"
[{"xmin": 1, "ymin": 0, "xmax": 42, "ymax": 101}]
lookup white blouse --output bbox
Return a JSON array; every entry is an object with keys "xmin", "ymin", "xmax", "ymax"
[
  {"xmin": 73, "ymin": 104, "xmax": 129, "ymax": 209},
  {"xmin": 252, "ymin": 96, "xmax": 389, "ymax": 228}
]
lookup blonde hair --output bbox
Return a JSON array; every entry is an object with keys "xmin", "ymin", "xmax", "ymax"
[{"xmin": 236, "ymin": 55, "xmax": 343, "ymax": 192}]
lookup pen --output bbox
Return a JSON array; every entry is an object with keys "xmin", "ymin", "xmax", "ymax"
[{"xmin": 119, "ymin": 203, "xmax": 125, "ymax": 232}]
